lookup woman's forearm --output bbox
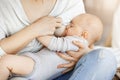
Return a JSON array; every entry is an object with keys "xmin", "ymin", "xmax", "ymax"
[
  {"xmin": 0, "ymin": 16, "xmax": 61, "ymax": 54},
  {"xmin": 0, "ymin": 24, "xmax": 38, "ymax": 54}
]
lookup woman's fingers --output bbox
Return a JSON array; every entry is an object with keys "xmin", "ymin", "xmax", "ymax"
[
  {"xmin": 73, "ymin": 41, "xmax": 84, "ymax": 49},
  {"xmin": 57, "ymin": 62, "xmax": 75, "ymax": 74},
  {"xmin": 57, "ymin": 52, "xmax": 75, "ymax": 61},
  {"xmin": 57, "ymin": 62, "xmax": 75, "ymax": 68},
  {"xmin": 66, "ymin": 51, "xmax": 78, "ymax": 62},
  {"xmin": 62, "ymin": 67, "xmax": 73, "ymax": 74},
  {"xmin": 66, "ymin": 41, "xmax": 89, "ymax": 62},
  {"xmin": 55, "ymin": 17, "xmax": 62, "ymax": 23},
  {"xmin": 57, "ymin": 52, "xmax": 77, "ymax": 71},
  {"xmin": 66, "ymin": 51, "xmax": 75, "ymax": 57}
]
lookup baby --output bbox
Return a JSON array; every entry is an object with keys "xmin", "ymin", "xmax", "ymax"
[
  {"xmin": 39, "ymin": 13, "xmax": 103, "ymax": 50},
  {"xmin": 0, "ymin": 14, "xmax": 103, "ymax": 80}
]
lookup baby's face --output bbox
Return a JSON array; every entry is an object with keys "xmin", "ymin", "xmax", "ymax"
[{"xmin": 65, "ymin": 17, "xmax": 83, "ymax": 36}]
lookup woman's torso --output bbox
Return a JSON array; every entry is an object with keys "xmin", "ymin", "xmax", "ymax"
[{"xmin": 0, "ymin": 0, "xmax": 75, "ymax": 54}]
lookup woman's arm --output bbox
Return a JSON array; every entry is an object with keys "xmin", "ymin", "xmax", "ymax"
[{"xmin": 0, "ymin": 16, "xmax": 61, "ymax": 54}]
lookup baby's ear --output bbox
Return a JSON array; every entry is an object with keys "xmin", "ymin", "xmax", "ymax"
[{"xmin": 81, "ymin": 31, "xmax": 88, "ymax": 39}]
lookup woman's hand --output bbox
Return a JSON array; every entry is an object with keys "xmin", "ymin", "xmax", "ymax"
[
  {"xmin": 32, "ymin": 16, "xmax": 62, "ymax": 36},
  {"xmin": 57, "ymin": 41, "xmax": 91, "ymax": 73}
]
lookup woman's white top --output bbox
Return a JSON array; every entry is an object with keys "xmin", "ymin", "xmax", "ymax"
[{"xmin": 0, "ymin": 0, "xmax": 85, "ymax": 54}]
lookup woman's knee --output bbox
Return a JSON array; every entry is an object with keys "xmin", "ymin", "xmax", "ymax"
[
  {"xmin": 87, "ymin": 49, "xmax": 117, "ymax": 67},
  {"xmin": 76, "ymin": 48, "xmax": 117, "ymax": 70},
  {"xmin": 88, "ymin": 48, "xmax": 117, "ymax": 75},
  {"xmin": 91, "ymin": 49, "xmax": 116, "ymax": 64},
  {"xmin": 72, "ymin": 49, "xmax": 117, "ymax": 80}
]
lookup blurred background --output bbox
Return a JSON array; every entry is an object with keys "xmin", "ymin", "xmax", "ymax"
[{"xmin": 83, "ymin": 0, "xmax": 120, "ymax": 47}]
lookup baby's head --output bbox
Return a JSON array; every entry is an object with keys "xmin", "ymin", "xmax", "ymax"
[{"xmin": 65, "ymin": 13, "xmax": 103, "ymax": 48}]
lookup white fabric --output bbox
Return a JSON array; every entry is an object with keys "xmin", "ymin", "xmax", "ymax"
[
  {"xmin": 9, "ymin": 37, "xmax": 88, "ymax": 80},
  {"xmin": 0, "ymin": 0, "xmax": 85, "ymax": 54},
  {"xmin": 21, "ymin": 36, "xmax": 88, "ymax": 80},
  {"xmin": 30, "ymin": 48, "xmax": 68, "ymax": 80},
  {"xmin": 0, "ymin": 18, "xmax": 6, "ymax": 40},
  {"xmin": 112, "ymin": 4, "xmax": 120, "ymax": 48},
  {"xmin": 48, "ymin": 36, "xmax": 88, "ymax": 52},
  {"xmin": 111, "ymin": 4, "xmax": 120, "ymax": 67},
  {"xmin": 53, "ymin": 0, "xmax": 85, "ymax": 36},
  {"xmin": 0, "ymin": 47, "xmax": 6, "ymax": 56}
]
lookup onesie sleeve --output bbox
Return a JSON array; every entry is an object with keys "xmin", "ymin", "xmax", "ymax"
[{"xmin": 48, "ymin": 36, "xmax": 88, "ymax": 52}]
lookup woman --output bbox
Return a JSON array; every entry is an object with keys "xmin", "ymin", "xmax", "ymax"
[{"xmin": 0, "ymin": 0, "xmax": 117, "ymax": 80}]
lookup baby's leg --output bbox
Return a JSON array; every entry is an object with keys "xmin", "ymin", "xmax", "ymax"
[{"xmin": 0, "ymin": 55, "xmax": 34, "ymax": 80}]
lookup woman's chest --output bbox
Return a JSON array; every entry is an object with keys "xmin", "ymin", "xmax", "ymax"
[{"xmin": 21, "ymin": 0, "xmax": 57, "ymax": 22}]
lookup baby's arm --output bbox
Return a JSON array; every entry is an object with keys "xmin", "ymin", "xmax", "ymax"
[
  {"xmin": 37, "ymin": 36, "xmax": 53, "ymax": 47},
  {"xmin": 37, "ymin": 36, "xmax": 88, "ymax": 52}
]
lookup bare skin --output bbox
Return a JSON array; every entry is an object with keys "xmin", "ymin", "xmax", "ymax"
[
  {"xmin": 57, "ymin": 41, "xmax": 91, "ymax": 73},
  {"xmin": 0, "ymin": 0, "xmax": 88, "ymax": 79},
  {"xmin": 0, "ymin": 16, "xmax": 61, "ymax": 54},
  {"xmin": 0, "ymin": 0, "xmax": 60, "ymax": 54},
  {"xmin": 21, "ymin": 0, "xmax": 57, "ymax": 22},
  {"xmin": 36, "ymin": 14, "xmax": 103, "ymax": 73},
  {"xmin": 0, "ymin": 41, "xmax": 89, "ymax": 80},
  {"xmin": 0, "ymin": 0, "xmax": 86, "ymax": 70}
]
